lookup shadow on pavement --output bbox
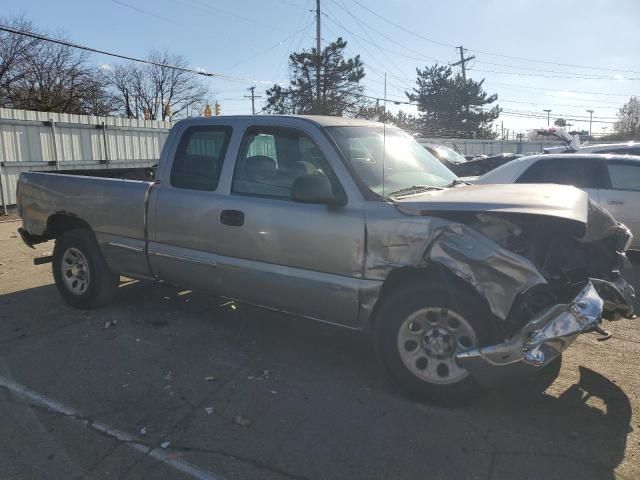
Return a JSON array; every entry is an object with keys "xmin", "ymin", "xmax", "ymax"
[{"xmin": 0, "ymin": 279, "xmax": 635, "ymax": 480}]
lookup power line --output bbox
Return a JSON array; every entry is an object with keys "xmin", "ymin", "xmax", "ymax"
[
  {"xmin": 348, "ymin": 0, "xmax": 640, "ymax": 76},
  {"xmin": 0, "ymin": 24, "xmax": 277, "ymax": 85},
  {"xmin": 349, "ymin": 0, "xmax": 454, "ymax": 49}
]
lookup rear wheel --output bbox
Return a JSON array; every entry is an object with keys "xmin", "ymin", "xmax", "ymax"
[
  {"xmin": 374, "ymin": 280, "xmax": 497, "ymax": 404},
  {"xmin": 52, "ymin": 228, "xmax": 119, "ymax": 309}
]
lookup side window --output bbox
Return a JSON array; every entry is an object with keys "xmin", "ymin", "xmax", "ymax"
[
  {"xmin": 607, "ymin": 163, "xmax": 640, "ymax": 191},
  {"xmin": 517, "ymin": 158, "xmax": 600, "ymax": 188},
  {"xmin": 170, "ymin": 126, "xmax": 232, "ymax": 191},
  {"xmin": 231, "ymin": 127, "xmax": 336, "ymax": 200}
]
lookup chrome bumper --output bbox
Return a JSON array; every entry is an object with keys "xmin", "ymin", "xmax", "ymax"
[{"xmin": 456, "ymin": 281, "xmax": 606, "ymax": 386}]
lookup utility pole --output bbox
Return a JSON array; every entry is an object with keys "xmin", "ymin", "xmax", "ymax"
[
  {"xmin": 543, "ymin": 109, "xmax": 551, "ymax": 127},
  {"xmin": 315, "ymin": 0, "xmax": 321, "ymax": 114},
  {"xmin": 244, "ymin": 86, "xmax": 262, "ymax": 115},
  {"xmin": 450, "ymin": 46, "xmax": 475, "ymax": 114},
  {"xmin": 586, "ymin": 109, "xmax": 594, "ymax": 135},
  {"xmin": 451, "ymin": 46, "xmax": 475, "ymax": 84}
]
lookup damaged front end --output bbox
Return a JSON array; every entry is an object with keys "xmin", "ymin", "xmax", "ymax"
[
  {"xmin": 455, "ymin": 202, "xmax": 636, "ymax": 385},
  {"xmin": 369, "ymin": 185, "xmax": 636, "ymax": 386},
  {"xmin": 457, "ymin": 281, "xmax": 605, "ymax": 385}
]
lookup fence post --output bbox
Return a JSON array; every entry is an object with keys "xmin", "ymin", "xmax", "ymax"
[
  {"xmin": 0, "ymin": 161, "xmax": 7, "ymax": 216},
  {"xmin": 99, "ymin": 121, "xmax": 110, "ymax": 166},
  {"xmin": 49, "ymin": 119, "xmax": 60, "ymax": 169}
]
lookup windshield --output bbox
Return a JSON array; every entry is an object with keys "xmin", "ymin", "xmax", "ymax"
[
  {"xmin": 327, "ymin": 126, "xmax": 458, "ymax": 196},
  {"xmin": 427, "ymin": 144, "xmax": 467, "ymax": 164}
]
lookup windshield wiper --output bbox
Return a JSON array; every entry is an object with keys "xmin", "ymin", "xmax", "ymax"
[
  {"xmin": 443, "ymin": 178, "xmax": 470, "ymax": 188},
  {"xmin": 387, "ymin": 185, "xmax": 444, "ymax": 198}
]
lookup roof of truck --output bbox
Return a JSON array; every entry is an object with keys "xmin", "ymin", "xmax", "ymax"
[{"xmin": 177, "ymin": 115, "xmax": 383, "ymax": 128}]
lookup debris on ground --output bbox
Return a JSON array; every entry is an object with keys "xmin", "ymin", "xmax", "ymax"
[
  {"xmin": 204, "ymin": 406, "xmax": 214, "ymax": 415},
  {"xmin": 234, "ymin": 415, "xmax": 251, "ymax": 427},
  {"xmin": 140, "ymin": 427, "xmax": 147, "ymax": 435},
  {"xmin": 164, "ymin": 371, "xmax": 173, "ymax": 380},
  {"xmin": 103, "ymin": 320, "xmax": 117, "ymax": 329},
  {"xmin": 204, "ymin": 375, "xmax": 217, "ymax": 382},
  {"xmin": 248, "ymin": 369, "xmax": 272, "ymax": 380},
  {"xmin": 271, "ymin": 390, "xmax": 279, "ymax": 395},
  {"xmin": 160, "ymin": 441, "xmax": 171, "ymax": 449},
  {"xmin": 219, "ymin": 300, "xmax": 238, "ymax": 310}
]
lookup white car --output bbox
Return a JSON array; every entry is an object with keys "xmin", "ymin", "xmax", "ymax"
[{"xmin": 475, "ymin": 153, "xmax": 640, "ymax": 249}]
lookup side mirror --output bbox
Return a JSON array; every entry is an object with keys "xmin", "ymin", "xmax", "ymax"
[{"xmin": 291, "ymin": 174, "xmax": 345, "ymax": 207}]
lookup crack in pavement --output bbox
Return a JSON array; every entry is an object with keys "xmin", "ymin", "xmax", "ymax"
[
  {"xmin": 172, "ymin": 444, "xmax": 313, "ymax": 480},
  {"xmin": 0, "ymin": 378, "xmax": 225, "ymax": 480},
  {"xmin": 0, "ymin": 318, "xmax": 88, "ymax": 346}
]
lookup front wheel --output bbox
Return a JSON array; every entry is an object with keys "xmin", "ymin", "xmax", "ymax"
[
  {"xmin": 373, "ymin": 281, "xmax": 497, "ymax": 404},
  {"xmin": 52, "ymin": 228, "xmax": 119, "ymax": 309}
]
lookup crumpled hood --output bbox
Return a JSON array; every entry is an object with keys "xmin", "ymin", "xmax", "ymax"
[{"xmin": 394, "ymin": 183, "xmax": 589, "ymax": 234}]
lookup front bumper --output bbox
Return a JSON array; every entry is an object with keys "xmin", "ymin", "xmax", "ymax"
[{"xmin": 456, "ymin": 281, "xmax": 624, "ymax": 386}]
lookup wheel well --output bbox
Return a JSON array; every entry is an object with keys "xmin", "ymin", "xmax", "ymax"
[
  {"xmin": 369, "ymin": 265, "xmax": 495, "ymax": 331},
  {"xmin": 46, "ymin": 213, "xmax": 92, "ymax": 239}
]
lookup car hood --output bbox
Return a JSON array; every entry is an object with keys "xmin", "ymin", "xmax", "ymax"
[{"xmin": 393, "ymin": 183, "xmax": 589, "ymax": 232}]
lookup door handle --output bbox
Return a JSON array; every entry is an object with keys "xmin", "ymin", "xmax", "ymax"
[
  {"xmin": 607, "ymin": 199, "xmax": 625, "ymax": 206},
  {"xmin": 220, "ymin": 209, "xmax": 244, "ymax": 226}
]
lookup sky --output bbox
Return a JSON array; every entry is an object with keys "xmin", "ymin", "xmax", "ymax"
[{"xmin": 5, "ymin": 0, "xmax": 640, "ymax": 135}]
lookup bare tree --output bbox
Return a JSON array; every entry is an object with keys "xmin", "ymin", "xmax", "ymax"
[
  {"xmin": 8, "ymin": 38, "xmax": 114, "ymax": 115},
  {"xmin": 105, "ymin": 50, "xmax": 208, "ymax": 120},
  {"xmin": 0, "ymin": 15, "xmax": 40, "ymax": 106}
]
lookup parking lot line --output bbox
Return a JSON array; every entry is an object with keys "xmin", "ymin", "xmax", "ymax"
[{"xmin": 0, "ymin": 374, "xmax": 225, "ymax": 480}]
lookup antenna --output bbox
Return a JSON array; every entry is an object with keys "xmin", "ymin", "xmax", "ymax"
[{"xmin": 382, "ymin": 72, "xmax": 387, "ymax": 197}]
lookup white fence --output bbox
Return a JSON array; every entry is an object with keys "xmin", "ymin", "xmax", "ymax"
[
  {"xmin": 417, "ymin": 137, "xmax": 566, "ymax": 156},
  {"xmin": 0, "ymin": 107, "xmax": 171, "ymax": 212}
]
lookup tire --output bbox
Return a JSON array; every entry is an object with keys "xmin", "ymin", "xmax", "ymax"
[
  {"xmin": 52, "ymin": 228, "xmax": 119, "ymax": 309},
  {"xmin": 373, "ymin": 279, "xmax": 497, "ymax": 404}
]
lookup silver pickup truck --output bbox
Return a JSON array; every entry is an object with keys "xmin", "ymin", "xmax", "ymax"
[{"xmin": 17, "ymin": 115, "xmax": 636, "ymax": 402}]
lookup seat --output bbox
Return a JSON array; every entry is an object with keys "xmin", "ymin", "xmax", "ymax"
[{"xmin": 243, "ymin": 155, "xmax": 277, "ymax": 180}]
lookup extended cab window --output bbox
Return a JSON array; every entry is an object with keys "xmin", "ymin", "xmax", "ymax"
[
  {"xmin": 170, "ymin": 126, "xmax": 232, "ymax": 191},
  {"xmin": 516, "ymin": 157, "xmax": 601, "ymax": 188},
  {"xmin": 232, "ymin": 127, "xmax": 337, "ymax": 199},
  {"xmin": 607, "ymin": 162, "xmax": 640, "ymax": 191}
]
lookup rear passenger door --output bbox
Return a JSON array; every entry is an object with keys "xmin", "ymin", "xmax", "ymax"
[
  {"xmin": 147, "ymin": 124, "xmax": 234, "ymax": 289},
  {"xmin": 599, "ymin": 160, "xmax": 640, "ymax": 247},
  {"xmin": 515, "ymin": 156, "xmax": 605, "ymax": 202}
]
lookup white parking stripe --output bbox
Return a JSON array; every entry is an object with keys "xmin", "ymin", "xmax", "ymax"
[{"xmin": 0, "ymin": 375, "xmax": 225, "ymax": 480}]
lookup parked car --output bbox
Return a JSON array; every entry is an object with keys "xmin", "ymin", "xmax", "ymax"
[
  {"xmin": 542, "ymin": 128, "xmax": 640, "ymax": 155},
  {"xmin": 17, "ymin": 116, "xmax": 635, "ymax": 402},
  {"xmin": 423, "ymin": 143, "xmax": 522, "ymax": 176},
  {"xmin": 475, "ymin": 153, "xmax": 640, "ymax": 249}
]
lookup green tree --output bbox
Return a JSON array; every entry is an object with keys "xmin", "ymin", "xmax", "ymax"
[
  {"xmin": 554, "ymin": 118, "xmax": 567, "ymax": 127},
  {"xmin": 407, "ymin": 64, "xmax": 500, "ymax": 138},
  {"xmin": 613, "ymin": 96, "xmax": 640, "ymax": 139},
  {"xmin": 264, "ymin": 38, "xmax": 368, "ymax": 116}
]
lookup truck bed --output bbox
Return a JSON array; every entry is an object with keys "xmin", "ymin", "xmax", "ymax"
[{"xmin": 18, "ymin": 171, "xmax": 152, "ymax": 246}]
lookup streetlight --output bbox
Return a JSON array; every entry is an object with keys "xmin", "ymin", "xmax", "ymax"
[
  {"xmin": 586, "ymin": 109, "xmax": 594, "ymax": 136},
  {"xmin": 543, "ymin": 109, "xmax": 552, "ymax": 127}
]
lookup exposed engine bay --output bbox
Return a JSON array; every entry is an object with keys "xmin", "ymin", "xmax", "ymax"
[{"xmin": 466, "ymin": 199, "xmax": 635, "ymax": 338}]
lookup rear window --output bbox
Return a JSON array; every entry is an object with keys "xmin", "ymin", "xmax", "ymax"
[
  {"xmin": 517, "ymin": 157, "xmax": 602, "ymax": 189},
  {"xmin": 607, "ymin": 163, "xmax": 640, "ymax": 191},
  {"xmin": 170, "ymin": 126, "xmax": 232, "ymax": 191}
]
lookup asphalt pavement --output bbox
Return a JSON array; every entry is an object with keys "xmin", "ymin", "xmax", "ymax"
[{"xmin": 1, "ymin": 219, "xmax": 639, "ymax": 480}]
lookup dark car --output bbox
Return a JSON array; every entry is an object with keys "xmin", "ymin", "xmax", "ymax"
[{"xmin": 423, "ymin": 143, "xmax": 522, "ymax": 176}]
